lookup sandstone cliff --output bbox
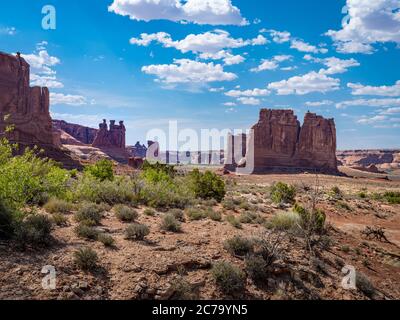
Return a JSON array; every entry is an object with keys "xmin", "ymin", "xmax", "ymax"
[
  {"xmin": 0, "ymin": 52, "xmax": 54, "ymax": 146},
  {"xmin": 52, "ymin": 120, "xmax": 98, "ymax": 145},
  {"xmin": 226, "ymin": 109, "xmax": 338, "ymax": 174}
]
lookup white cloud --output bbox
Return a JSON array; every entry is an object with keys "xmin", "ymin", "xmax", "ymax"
[
  {"xmin": 0, "ymin": 26, "xmax": 16, "ymax": 36},
  {"xmin": 336, "ymin": 98, "xmax": 400, "ymax": 109},
  {"xmin": 50, "ymin": 93, "xmax": 88, "ymax": 106},
  {"xmin": 251, "ymin": 55, "xmax": 292, "ymax": 73},
  {"xmin": 130, "ymin": 30, "xmax": 266, "ymax": 59},
  {"xmin": 304, "ymin": 55, "xmax": 360, "ymax": 75},
  {"xmin": 267, "ymin": 29, "xmax": 291, "ymax": 43},
  {"xmin": 223, "ymin": 102, "xmax": 237, "ymax": 106},
  {"xmin": 357, "ymin": 115, "xmax": 388, "ymax": 124},
  {"xmin": 326, "ymin": 0, "xmax": 400, "ymax": 54},
  {"xmin": 209, "ymin": 86, "xmax": 225, "ymax": 92},
  {"xmin": 305, "ymin": 100, "xmax": 334, "ymax": 107},
  {"xmin": 109, "ymin": 0, "xmax": 248, "ymax": 26},
  {"xmin": 225, "ymin": 88, "xmax": 270, "ymax": 98},
  {"xmin": 199, "ymin": 50, "xmax": 245, "ymax": 65},
  {"xmin": 381, "ymin": 107, "xmax": 400, "ymax": 114},
  {"xmin": 290, "ymin": 39, "xmax": 328, "ymax": 54},
  {"xmin": 348, "ymin": 81, "xmax": 400, "ymax": 97},
  {"xmin": 267, "ymin": 71, "xmax": 340, "ymax": 95},
  {"xmin": 21, "ymin": 43, "xmax": 63, "ymax": 89},
  {"xmin": 237, "ymin": 97, "xmax": 261, "ymax": 105},
  {"xmin": 141, "ymin": 59, "xmax": 237, "ymax": 84}
]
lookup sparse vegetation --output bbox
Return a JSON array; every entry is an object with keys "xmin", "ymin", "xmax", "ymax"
[
  {"xmin": 44, "ymin": 198, "xmax": 73, "ymax": 214},
  {"xmin": 125, "ymin": 223, "xmax": 150, "ymax": 241},
  {"xmin": 226, "ymin": 215, "xmax": 242, "ymax": 229},
  {"xmin": 266, "ymin": 211, "xmax": 300, "ymax": 231},
  {"xmin": 212, "ymin": 261, "xmax": 246, "ymax": 296},
  {"xmin": 51, "ymin": 213, "xmax": 68, "ymax": 227},
  {"xmin": 186, "ymin": 207, "xmax": 208, "ymax": 221},
  {"xmin": 224, "ymin": 236, "xmax": 254, "ymax": 257},
  {"xmin": 207, "ymin": 209, "xmax": 222, "ymax": 221},
  {"xmin": 73, "ymin": 247, "xmax": 98, "ymax": 271},
  {"xmin": 161, "ymin": 214, "xmax": 181, "ymax": 233},
  {"xmin": 74, "ymin": 223, "xmax": 99, "ymax": 240},
  {"xmin": 74, "ymin": 202, "xmax": 104, "ymax": 225},
  {"xmin": 143, "ymin": 208, "xmax": 156, "ymax": 216},
  {"xmin": 170, "ymin": 277, "xmax": 198, "ymax": 300},
  {"xmin": 97, "ymin": 233, "xmax": 115, "ymax": 247},
  {"xmin": 270, "ymin": 182, "xmax": 296, "ymax": 204},
  {"xmin": 356, "ymin": 272, "xmax": 376, "ymax": 298},
  {"xmin": 245, "ymin": 255, "xmax": 268, "ymax": 284},
  {"xmin": 14, "ymin": 214, "xmax": 53, "ymax": 248},
  {"xmin": 114, "ymin": 205, "xmax": 138, "ymax": 222}
]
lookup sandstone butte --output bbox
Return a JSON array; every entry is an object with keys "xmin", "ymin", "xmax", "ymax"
[{"xmin": 225, "ymin": 109, "xmax": 338, "ymax": 174}]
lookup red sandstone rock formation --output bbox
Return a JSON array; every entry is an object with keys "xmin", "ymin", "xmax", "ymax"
[
  {"xmin": 52, "ymin": 120, "xmax": 98, "ymax": 145},
  {"xmin": 0, "ymin": 52, "xmax": 55, "ymax": 146},
  {"xmin": 92, "ymin": 120, "xmax": 126, "ymax": 149},
  {"xmin": 226, "ymin": 109, "xmax": 338, "ymax": 174}
]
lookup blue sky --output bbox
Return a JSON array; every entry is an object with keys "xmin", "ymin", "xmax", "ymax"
[{"xmin": 1, "ymin": 0, "xmax": 399, "ymax": 150}]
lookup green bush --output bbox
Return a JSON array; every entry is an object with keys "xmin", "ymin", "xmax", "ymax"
[
  {"xmin": 74, "ymin": 203, "xmax": 104, "ymax": 225},
  {"xmin": 142, "ymin": 160, "xmax": 176, "ymax": 182},
  {"xmin": 207, "ymin": 209, "xmax": 222, "ymax": 222},
  {"xmin": 270, "ymin": 182, "xmax": 296, "ymax": 204},
  {"xmin": 170, "ymin": 278, "xmax": 198, "ymax": 300},
  {"xmin": 168, "ymin": 209, "xmax": 185, "ymax": 222},
  {"xmin": 97, "ymin": 233, "xmax": 115, "ymax": 247},
  {"xmin": 14, "ymin": 214, "xmax": 53, "ymax": 248},
  {"xmin": 186, "ymin": 207, "xmax": 208, "ymax": 221},
  {"xmin": 74, "ymin": 247, "xmax": 98, "ymax": 271},
  {"xmin": 224, "ymin": 236, "xmax": 254, "ymax": 257},
  {"xmin": 85, "ymin": 159, "xmax": 114, "ymax": 181},
  {"xmin": 245, "ymin": 255, "xmax": 268, "ymax": 284},
  {"xmin": 239, "ymin": 211, "xmax": 265, "ymax": 225},
  {"xmin": 125, "ymin": 223, "xmax": 150, "ymax": 241},
  {"xmin": 382, "ymin": 191, "xmax": 400, "ymax": 204},
  {"xmin": 226, "ymin": 215, "xmax": 242, "ymax": 229},
  {"xmin": 329, "ymin": 186, "xmax": 343, "ymax": 199},
  {"xmin": 74, "ymin": 223, "xmax": 99, "ymax": 240},
  {"xmin": 294, "ymin": 204, "xmax": 326, "ymax": 232},
  {"xmin": 188, "ymin": 169, "xmax": 226, "ymax": 202},
  {"xmin": 44, "ymin": 198, "xmax": 73, "ymax": 214},
  {"xmin": 161, "ymin": 214, "xmax": 181, "ymax": 233},
  {"xmin": 114, "ymin": 205, "xmax": 138, "ymax": 222},
  {"xmin": 52, "ymin": 213, "xmax": 68, "ymax": 227},
  {"xmin": 0, "ymin": 200, "xmax": 14, "ymax": 239},
  {"xmin": 222, "ymin": 198, "xmax": 236, "ymax": 211},
  {"xmin": 356, "ymin": 272, "xmax": 376, "ymax": 298},
  {"xmin": 212, "ymin": 261, "xmax": 246, "ymax": 296},
  {"xmin": 143, "ymin": 208, "xmax": 156, "ymax": 216},
  {"xmin": 266, "ymin": 211, "xmax": 300, "ymax": 231}
]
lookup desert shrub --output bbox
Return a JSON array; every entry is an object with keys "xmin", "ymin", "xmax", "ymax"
[
  {"xmin": 0, "ymin": 141, "xmax": 71, "ymax": 210},
  {"xmin": 245, "ymin": 255, "xmax": 268, "ymax": 284},
  {"xmin": 170, "ymin": 277, "xmax": 198, "ymax": 300},
  {"xmin": 167, "ymin": 209, "xmax": 185, "ymax": 222},
  {"xmin": 382, "ymin": 191, "xmax": 400, "ymax": 204},
  {"xmin": 161, "ymin": 214, "xmax": 181, "ymax": 233},
  {"xmin": 125, "ymin": 223, "xmax": 150, "ymax": 241},
  {"xmin": 85, "ymin": 159, "xmax": 114, "ymax": 181},
  {"xmin": 340, "ymin": 245, "xmax": 351, "ymax": 253},
  {"xmin": 142, "ymin": 160, "xmax": 176, "ymax": 183},
  {"xmin": 208, "ymin": 209, "xmax": 222, "ymax": 222},
  {"xmin": 14, "ymin": 214, "xmax": 53, "ymax": 248},
  {"xmin": 356, "ymin": 272, "xmax": 376, "ymax": 298},
  {"xmin": 239, "ymin": 211, "xmax": 265, "ymax": 225},
  {"xmin": 143, "ymin": 208, "xmax": 156, "ymax": 216},
  {"xmin": 224, "ymin": 236, "xmax": 254, "ymax": 257},
  {"xmin": 74, "ymin": 247, "xmax": 98, "ymax": 271},
  {"xmin": 74, "ymin": 202, "xmax": 104, "ymax": 225},
  {"xmin": 294, "ymin": 204, "xmax": 326, "ymax": 232},
  {"xmin": 212, "ymin": 261, "xmax": 246, "ymax": 296},
  {"xmin": 0, "ymin": 199, "xmax": 14, "ymax": 239},
  {"xmin": 266, "ymin": 211, "xmax": 300, "ymax": 231},
  {"xmin": 358, "ymin": 191, "xmax": 368, "ymax": 199},
  {"xmin": 336, "ymin": 201, "xmax": 352, "ymax": 211},
  {"xmin": 188, "ymin": 169, "xmax": 226, "ymax": 202},
  {"xmin": 226, "ymin": 215, "xmax": 242, "ymax": 229},
  {"xmin": 97, "ymin": 233, "xmax": 115, "ymax": 247},
  {"xmin": 44, "ymin": 198, "xmax": 73, "ymax": 214},
  {"xmin": 72, "ymin": 175, "xmax": 135, "ymax": 205},
  {"xmin": 270, "ymin": 182, "xmax": 296, "ymax": 204},
  {"xmin": 222, "ymin": 198, "xmax": 236, "ymax": 211},
  {"xmin": 329, "ymin": 186, "xmax": 343, "ymax": 199},
  {"xmin": 186, "ymin": 207, "xmax": 208, "ymax": 221},
  {"xmin": 114, "ymin": 205, "xmax": 138, "ymax": 222},
  {"xmin": 52, "ymin": 213, "xmax": 68, "ymax": 227},
  {"xmin": 74, "ymin": 223, "xmax": 99, "ymax": 240}
]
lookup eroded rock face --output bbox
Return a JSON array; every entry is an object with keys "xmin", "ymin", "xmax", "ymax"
[
  {"xmin": 0, "ymin": 52, "xmax": 54, "ymax": 146},
  {"xmin": 52, "ymin": 120, "xmax": 98, "ymax": 145},
  {"xmin": 92, "ymin": 120, "xmax": 126, "ymax": 149},
  {"xmin": 226, "ymin": 109, "xmax": 338, "ymax": 174}
]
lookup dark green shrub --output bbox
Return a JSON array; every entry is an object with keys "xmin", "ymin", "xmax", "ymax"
[
  {"xmin": 356, "ymin": 272, "xmax": 376, "ymax": 298},
  {"xmin": 44, "ymin": 198, "xmax": 73, "ymax": 214},
  {"xmin": 125, "ymin": 223, "xmax": 150, "ymax": 241},
  {"xmin": 224, "ymin": 236, "xmax": 254, "ymax": 257},
  {"xmin": 382, "ymin": 191, "xmax": 400, "ymax": 204},
  {"xmin": 74, "ymin": 247, "xmax": 98, "ymax": 271},
  {"xmin": 142, "ymin": 160, "xmax": 176, "ymax": 182},
  {"xmin": 0, "ymin": 200, "xmax": 14, "ymax": 239},
  {"xmin": 74, "ymin": 223, "xmax": 99, "ymax": 240},
  {"xmin": 161, "ymin": 214, "xmax": 181, "ymax": 233},
  {"xmin": 74, "ymin": 203, "xmax": 103, "ymax": 225},
  {"xmin": 270, "ymin": 182, "xmax": 296, "ymax": 204},
  {"xmin": 85, "ymin": 159, "xmax": 114, "ymax": 181},
  {"xmin": 97, "ymin": 233, "xmax": 115, "ymax": 247},
  {"xmin": 294, "ymin": 204, "xmax": 326, "ymax": 232},
  {"xmin": 14, "ymin": 214, "xmax": 53, "ymax": 248},
  {"xmin": 212, "ymin": 261, "xmax": 246, "ymax": 296},
  {"xmin": 245, "ymin": 255, "xmax": 268, "ymax": 284},
  {"xmin": 114, "ymin": 205, "xmax": 138, "ymax": 222},
  {"xmin": 188, "ymin": 169, "xmax": 226, "ymax": 202}
]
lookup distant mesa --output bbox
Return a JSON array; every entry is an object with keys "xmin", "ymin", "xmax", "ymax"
[{"xmin": 225, "ymin": 109, "xmax": 338, "ymax": 174}]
